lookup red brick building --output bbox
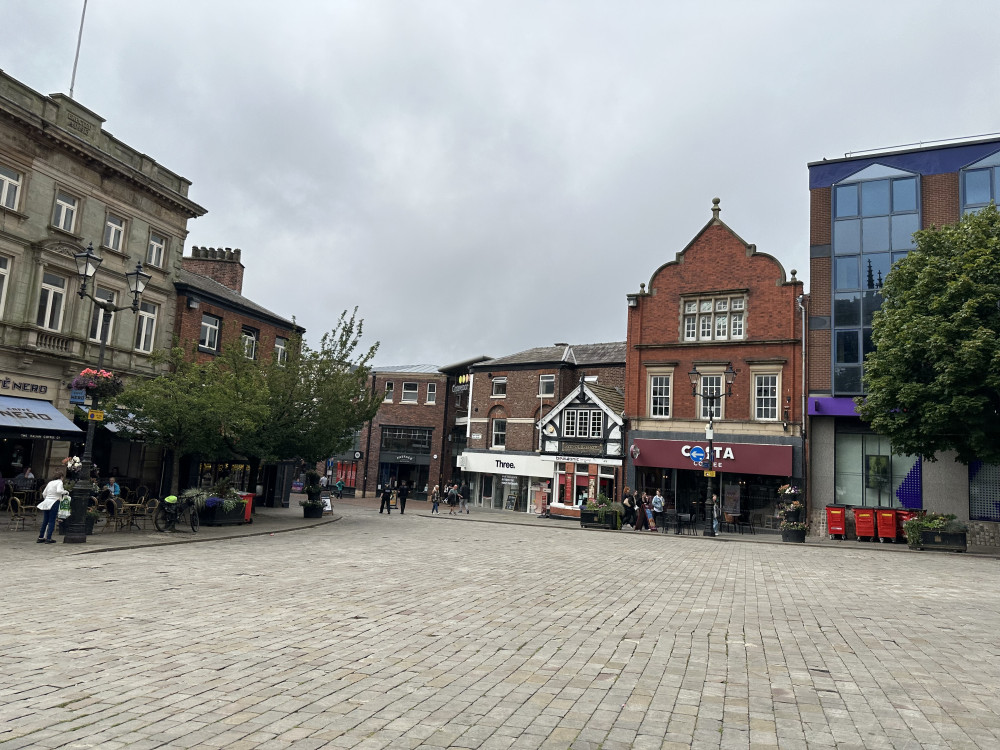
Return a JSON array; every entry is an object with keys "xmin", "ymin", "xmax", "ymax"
[
  {"xmin": 173, "ymin": 246, "xmax": 304, "ymax": 502},
  {"xmin": 625, "ymin": 198, "xmax": 804, "ymax": 528},
  {"xmin": 458, "ymin": 343, "xmax": 625, "ymax": 513},
  {"xmin": 329, "ymin": 366, "xmax": 448, "ymax": 501}
]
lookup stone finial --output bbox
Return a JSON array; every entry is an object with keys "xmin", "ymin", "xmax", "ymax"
[
  {"xmin": 712, "ymin": 197, "xmax": 721, "ymax": 220},
  {"xmin": 639, "ymin": 283, "xmax": 646, "ymax": 294},
  {"xmin": 790, "ymin": 269, "xmax": 797, "ymax": 281}
]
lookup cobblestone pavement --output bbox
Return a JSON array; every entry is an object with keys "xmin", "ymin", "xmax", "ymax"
[{"xmin": 2, "ymin": 503, "xmax": 999, "ymax": 750}]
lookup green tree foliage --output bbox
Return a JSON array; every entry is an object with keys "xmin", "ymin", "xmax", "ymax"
[
  {"xmin": 249, "ymin": 308, "xmax": 382, "ymax": 464},
  {"xmin": 857, "ymin": 204, "xmax": 1000, "ymax": 463},
  {"xmin": 106, "ymin": 309, "xmax": 382, "ymax": 492},
  {"xmin": 107, "ymin": 348, "xmax": 268, "ymax": 493}
]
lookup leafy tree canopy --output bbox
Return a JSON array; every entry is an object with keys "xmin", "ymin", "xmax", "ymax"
[{"xmin": 857, "ymin": 204, "xmax": 1000, "ymax": 463}]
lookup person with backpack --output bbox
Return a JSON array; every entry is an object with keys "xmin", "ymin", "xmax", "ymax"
[{"xmin": 447, "ymin": 484, "xmax": 460, "ymax": 515}]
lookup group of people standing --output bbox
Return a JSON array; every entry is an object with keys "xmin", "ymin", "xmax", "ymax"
[{"xmin": 428, "ymin": 483, "xmax": 468, "ymax": 514}]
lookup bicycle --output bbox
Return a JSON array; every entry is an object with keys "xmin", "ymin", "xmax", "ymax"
[{"xmin": 153, "ymin": 496, "xmax": 199, "ymax": 533}]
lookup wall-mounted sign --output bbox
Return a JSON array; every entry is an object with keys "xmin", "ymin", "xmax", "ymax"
[
  {"xmin": 0, "ymin": 376, "xmax": 50, "ymax": 396},
  {"xmin": 69, "ymin": 389, "xmax": 87, "ymax": 405},
  {"xmin": 471, "ymin": 433, "xmax": 482, "ymax": 440}
]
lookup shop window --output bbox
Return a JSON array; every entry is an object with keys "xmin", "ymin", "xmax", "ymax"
[
  {"xmin": 834, "ymin": 430, "xmax": 919, "ymax": 507},
  {"xmin": 380, "ymin": 426, "xmax": 432, "ymax": 453}
]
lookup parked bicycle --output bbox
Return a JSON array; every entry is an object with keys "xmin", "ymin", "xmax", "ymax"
[{"xmin": 153, "ymin": 494, "xmax": 199, "ymax": 533}]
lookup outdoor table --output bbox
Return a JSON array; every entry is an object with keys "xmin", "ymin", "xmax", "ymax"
[{"xmin": 120, "ymin": 503, "xmax": 145, "ymax": 532}]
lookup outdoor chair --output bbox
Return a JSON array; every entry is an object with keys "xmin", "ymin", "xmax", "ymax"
[
  {"xmin": 6, "ymin": 497, "xmax": 28, "ymax": 531},
  {"xmin": 676, "ymin": 513, "xmax": 697, "ymax": 535}
]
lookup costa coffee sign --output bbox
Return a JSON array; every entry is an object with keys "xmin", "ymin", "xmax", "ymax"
[{"xmin": 631, "ymin": 438, "xmax": 792, "ymax": 476}]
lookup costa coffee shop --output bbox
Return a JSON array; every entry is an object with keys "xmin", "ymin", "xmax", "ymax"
[{"xmin": 630, "ymin": 437, "xmax": 796, "ymax": 526}]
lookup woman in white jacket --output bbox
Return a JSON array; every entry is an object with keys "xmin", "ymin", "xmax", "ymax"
[{"xmin": 37, "ymin": 470, "xmax": 65, "ymax": 544}]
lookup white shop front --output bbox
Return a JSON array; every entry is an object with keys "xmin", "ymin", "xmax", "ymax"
[{"xmin": 459, "ymin": 451, "xmax": 553, "ymax": 513}]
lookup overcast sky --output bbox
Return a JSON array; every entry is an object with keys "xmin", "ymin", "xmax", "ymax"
[{"xmin": 5, "ymin": 1, "xmax": 999, "ymax": 366}]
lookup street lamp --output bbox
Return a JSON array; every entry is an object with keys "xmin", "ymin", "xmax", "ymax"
[
  {"xmin": 63, "ymin": 243, "xmax": 150, "ymax": 544},
  {"xmin": 688, "ymin": 362, "xmax": 736, "ymax": 537}
]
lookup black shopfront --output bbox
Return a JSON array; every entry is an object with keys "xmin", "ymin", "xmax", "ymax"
[{"xmin": 377, "ymin": 426, "xmax": 432, "ymax": 500}]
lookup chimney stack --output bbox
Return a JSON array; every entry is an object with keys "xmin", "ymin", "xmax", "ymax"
[{"xmin": 183, "ymin": 246, "xmax": 245, "ymax": 293}]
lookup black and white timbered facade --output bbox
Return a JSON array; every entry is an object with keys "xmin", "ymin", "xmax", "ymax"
[{"xmin": 538, "ymin": 378, "xmax": 625, "ymax": 519}]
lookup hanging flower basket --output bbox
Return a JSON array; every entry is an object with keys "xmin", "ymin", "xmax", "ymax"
[{"xmin": 70, "ymin": 368, "xmax": 125, "ymax": 400}]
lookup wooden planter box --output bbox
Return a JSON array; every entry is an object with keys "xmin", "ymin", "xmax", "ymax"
[
  {"xmin": 200, "ymin": 502, "xmax": 247, "ymax": 526},
  {"xmin": 781, "ymin": 529, "xmax": 806, "ymax": 543},
  {"xmin": 917, "ymin": 530, "xmax": 967, "ymax": 552}
]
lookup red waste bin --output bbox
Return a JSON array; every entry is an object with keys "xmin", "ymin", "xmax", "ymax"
[
  {"xmin": 854, "ymin": 508, "xmax": 876, "ymax": 541},
  {"xmin": 825, "ymin": 505, "xmax": 847, "ymax": 540},
  {"xmin": 896, "ymin": 509, "xmax": 923, "ymax": 543},
  {"xmin": 876, "ymin": 508, "xmax": 898, "ymax": 542}
]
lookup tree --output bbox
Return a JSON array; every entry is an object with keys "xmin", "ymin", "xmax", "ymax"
[
  {"xmin": 857, "ymin": 204, "xmax": 1000, "ymax": 463},
  {"xmin": 241, "ymin": 308, "xmax": 383, "ymax": 465},
  {"xmin": 107, "ymin": 347, "xmax": 268, "ymax": 494}
]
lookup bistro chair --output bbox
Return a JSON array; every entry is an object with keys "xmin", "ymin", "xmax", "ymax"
[
  {"xmin": 0, "ymin": 483, "xmax": 12, "ymax": 512},
  {"xmin": 676, "ymin": 513, "xmax": 698, "ymax": 535},
  {"xmin": 7, "ymin": 496, "xmax": 28, "ymax": 532}
]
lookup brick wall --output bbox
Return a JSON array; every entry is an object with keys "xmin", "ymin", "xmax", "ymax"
[
  {"xmin": 174, "ymin": 294, "xmax": 297, "ymax": 365},
  {"xmin": 183, "ymin": 247, "xmax": 245, "ymax": 293},
  {"xmin": 810, "ymin": 187, "xmax": 831, "ymax": 246},
  {"xmin": 624, "ymin": 221, "xmax": 804, "ymax": 422},
  {"xmin": 922, "ymin": 173, "xmax": 960, "ymax": 228},
  {"xmin": 355, "ymin": 371, "xmax": 449, "ymax": 493}
]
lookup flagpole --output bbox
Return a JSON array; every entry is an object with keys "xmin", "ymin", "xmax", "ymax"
[{"xmin": 69, "ymin": 0, "xmax": 89, "ymax": 99}]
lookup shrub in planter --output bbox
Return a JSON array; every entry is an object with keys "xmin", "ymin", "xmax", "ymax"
[
  {"xmin": 902, "ymin": 513, "xmax": 967, "ymax": 552},
  {"xmin": 299, "ymin": 470, "xmax": 325, "ymax": 517},
  {"xmin": 780, "ymin": 519, "xmax": 808, "ymax": 542}
]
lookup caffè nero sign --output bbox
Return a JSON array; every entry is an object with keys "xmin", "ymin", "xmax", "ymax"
[{"xmin": 0, "ymin": 375, "xmax": 50, "ymax": 396}]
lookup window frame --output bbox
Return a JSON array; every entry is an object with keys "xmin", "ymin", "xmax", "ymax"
[
  {"xmin": 199, "ymin": 313, "xmax": 222, "ymax": 352},
  {"xmin": 52, "ymin": 190, "xmax": 79, "ymax": 233},
  {"xmin": 36, "ymin": 271, "xmax": 67, "ymax": 331},
  {"xmin": 539, "ymin": 374, "xmax": 555, "ymax": 396},
  {"xmin": 491, "ymin": 418, "xmax": 507, "ymax": 448},
  {"xmin": 699, "ymin": 373, "xmax": 724, "ymax": 420},
  {"xmin": 646, "ymin": 366, "xmax": 674, "ymax": 419},
  {"xmin": 0, "ymin": 255, "xmax": 9, "ymax": 317},
  {"xmin": 88, "ymin": 287, "xmax": 117, "ymax": 343},
  {"xmin": 682, "ymin": 294, "xmax": 748, "ymax": 343},
  {"xmin": 753, "ymin": 372, "xmax": 780, "ymax": 421},
  {"xmin": 146, "ymin": 230, "xmax": 167, "ymax": 268},
  {"xmin": 134, "ymin": 300, "xmax": 158, "ymax": 353},
  {"xmin": 383, "ymin": 382, "xmax": 394, "ymax": 402},
  {"xmin": 426, "ymin": 382, "xmax": 437, "ymax": 404},
  {"xmin": 274, "ymin": 336, "xmax": 288, "ymax": 363},
  {"xmin": 0, "ymin": 163, "xmax": 22, "ymax": 210},
  {"xmin": 241, "ymin": 326, "xmax": 259, "ymax": 360},
  {"xmin": 401, "ymin": 381, "xmax": 419, "ymax": 403},
  {"xmin": 103, "ymin": 212, "xmax": 127, "ymax": 253},
  {"xmin": 491, "ymin": 377, "xmax": 507, "ymax": 397}
]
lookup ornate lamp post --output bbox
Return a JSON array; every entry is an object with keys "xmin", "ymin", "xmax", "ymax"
[
  {"xmin": 688, "ymin": 362, "xmax": 736, "ymax": 537},
  {"xmin": 63, "ymin": 243, "xmax": 150, "ymax": 544}
]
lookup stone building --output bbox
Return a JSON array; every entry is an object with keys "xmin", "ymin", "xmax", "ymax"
[
  {"xmin": 624, "ymin": 198, "xmax": 805, "ymax": 529},
  {"xmin": 807, "ymin": 136, "xmax": 1000, "ymax": 546},
  {"xmin": 458, "ymin": 342, "xmax": 626, "ymax": 513},
  {"xmin": 0, "ymin": 70, "xmax": 205, "ymax": 483}
]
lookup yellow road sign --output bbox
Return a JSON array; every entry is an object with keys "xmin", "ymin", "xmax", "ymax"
[
  {"xmin": 88, "ymin": 409, "xmax": 104, "ymax": 421},
  {"xmin": 703, "ymin": 470, "xmax": 716, "ymax": 477}
]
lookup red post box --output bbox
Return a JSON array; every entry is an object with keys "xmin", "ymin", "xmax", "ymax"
[
  {"xmin": 853, "ymin": 508, "xmax": 876, "ymax": 541},
  {"xmin": 876, "ymin": 508, "xmax": 898, "ymax": 542},
  {"xmin": 825, "ymin": 505, "xmax": 847, "ymax": 540}
]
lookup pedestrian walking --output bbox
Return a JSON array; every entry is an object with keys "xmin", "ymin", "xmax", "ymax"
[
  {"xmin": 398, "ymin": 481, "xmax": 409, "ymax": 514},
  {"xmin": 459, "ymin": 481, "xmax": 470, "ymax": 514},
  {"xmin": 635, "ymin": 493, "xmax": 649, "ymax": 531},
  {"xmin": 320, "ymin": 474, "xmax": 329, "ymax": 489},
  {"xmin": 37, "ymin": 470, "xmax": 65, "ymax": 544},
  {"xmin": 430, "ymin": 484, "xmax": 440, "ymax": 513},
  {"xmin": 447, "ymin": 484, "xmax": 459, "ymax": 515},
  {"xmin": 379, "ymin": 485, "xmax": 393, "ymax": 514},
  {"xmin": 652, "ymin": 489, "xmax": 664, "ymax": 530},
  {"xmin": 621, "ymin": 486, "xmax": 635, "ymax": 528}
]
